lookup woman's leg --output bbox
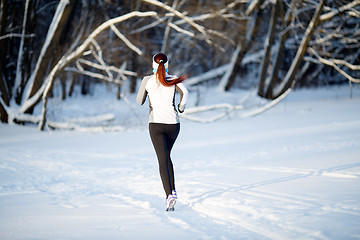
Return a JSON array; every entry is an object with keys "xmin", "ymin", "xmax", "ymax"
[
  {"xmin": 149, "ymin": 123, "xmax": 180, "ymax": 197},
  {"xmin": 164, "ymin": 123, "xmax": 180, "ymax": 192}
]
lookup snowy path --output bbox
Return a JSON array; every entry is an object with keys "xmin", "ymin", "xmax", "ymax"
[{"xmin": 1, "ymin": 86, "xmax": 360, "ymax": 239}]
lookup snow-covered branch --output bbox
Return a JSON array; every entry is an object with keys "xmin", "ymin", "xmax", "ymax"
[
  {"xmin": 320, "ymin": 0, "xmax": 360, "ymax": 22},
  {"xmin": 185, "ymin": 64, "xmax": 229, "ymax": 86},
  {"xmin": 5, "ymin": 110, "xmax": 116, "ymax": 132},
  {"xmin": 141, "ymin": 0, "xmax": 211, "ymax": 44},
  {"xmin": 180, "ymin": 103, "xmax": 244, "ymax": 123},
  {"xmin": 307, "ymin": 48, "xmax": 360, "ymax": 84},
  {"xmin": 240, "ymin": 88, "xmax": 291, "ymax": 118},
  {"xmin": 185, "ymin": 50, "xmax": 263, "ymax": 87},
  {"xmin": 181, "ymin": 87, "xmax": 291, "ymax": 123}
]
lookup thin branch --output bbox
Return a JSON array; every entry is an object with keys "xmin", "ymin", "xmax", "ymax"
[
  {"xmin": 89, "ymin": 40, "xmax": 113, "ymax": 79},
  {"xmin": 130, "ymin": 15, "xmax": 195, "ymax": 38},
  {"xmin": 161, "ymin": 0, "xmax": 179, "ymax": 53},
  {"xmin": 141, "ymin": 0, "xmax": 211, "ymax": 44},
  {"xmin": 220, "ymin": 0, "xmax": 249, "ymax": 15},
  {"xmin": 129, "ymin": 17, "xmax": 164, "ymax": 34},
  {"xmin": 65, "ymin": 67, "xmax": 122, "ymax": 84},
  {"xmin": 110, "ymin": 23, "xmax": 143, "ymax": 55},
  {"xmin": 0, "ymin": 33, "xmax": 36, "ymax": 41},
  {"xmin": 76, "ymin": 58, "xmax": 137, "ymax": 77},
  {"xmin": 166, "ymin": 21, "xmax": 195, "ymax": 37}
]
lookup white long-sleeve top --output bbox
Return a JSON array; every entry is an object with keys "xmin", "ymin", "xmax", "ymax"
[{"xmin": 136, "ymin": 74, "xmax": 188, "ymax": 124}]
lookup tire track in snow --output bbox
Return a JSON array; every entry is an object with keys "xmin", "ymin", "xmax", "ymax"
[
  {"xmin": 189, "ymin": 161, "xmax": 360, "ymax": 203},
  {"xmin": 181, "ymin": 162, "xmax": 360, "ymax": 239}
]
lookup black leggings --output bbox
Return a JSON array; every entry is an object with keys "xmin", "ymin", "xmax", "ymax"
[{"xmin": 149, "ymin": 123, "xmax": 180, "ymax": 197}]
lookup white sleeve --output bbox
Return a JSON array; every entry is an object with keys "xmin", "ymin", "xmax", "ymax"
[{"xmin": 175, "ymin": 83, "xmax": 188, "ymax": 109}]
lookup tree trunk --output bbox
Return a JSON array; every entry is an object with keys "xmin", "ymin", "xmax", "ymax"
[
  {"xmin": 25, "ymin": 0, "xmax": 77, "ymax": 113},
  {"xmin": 129, "ymin": 51, "xmax": 138, "ymax": 94},
  {"xmin": 224, "ymin": 3, "xmax": 261, "ymax": 91},
  {"xmin": 61, "ymin": 76, "xmax": 66, "ymax": 100},
  {"xmin": 273, "ymin": 0, "xmax": 325, "ymax": 98},
  {"xmin": 265, "ymin": 0, "xmax": 296, "ymax": 99},
  {"xmin": 224, "ymin": 47, "xmax": 246, "ymax": 91},
  {"xmin": 117, "ymin": 83, "xmax": 122, "ymax": 100},
  {"xmin": 0, "ymin": 0, "xmax": 9, "ymax": 106},
  {"xmin": 68, "ymin": 74, "xmax": 76, "ymax": 97},
  {"xmin": 257, "ymin": 0, "xmax": 279, "ymax": 97},
  {"xmin": 0, "ymin": 0, "xmax": 8, "ymax": 122},
  {"xmin": 13, "ymin": 0, "xmax": 30, "ymax": 104}
]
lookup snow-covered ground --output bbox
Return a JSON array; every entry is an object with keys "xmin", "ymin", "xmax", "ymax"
[{"xmin": 1, "ymin": 85, "xmax": 360, "ymax": 239}]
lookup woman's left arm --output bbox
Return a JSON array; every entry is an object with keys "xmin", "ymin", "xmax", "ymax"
[{"xmin": 175, "ymin": 83, "xmax": 188, "ymax": 113}]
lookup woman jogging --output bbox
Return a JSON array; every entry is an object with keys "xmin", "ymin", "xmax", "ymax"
[{"xmin": 136, "ymin": 52, "xmax": 188, "ymax": 211}]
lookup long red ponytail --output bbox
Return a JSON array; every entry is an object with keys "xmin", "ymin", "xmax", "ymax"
[{"xmin": 153, "ymin": 53, "xmax": 187, "ymax": 87}]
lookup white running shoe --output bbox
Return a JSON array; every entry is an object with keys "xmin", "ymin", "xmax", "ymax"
[{"xmin": 166, "ymin": 194, "xmax": 176, "ymax": 211}]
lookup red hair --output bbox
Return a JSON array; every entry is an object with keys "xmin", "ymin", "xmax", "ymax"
[{"xmin": 153, "ymin": 53, "xmax": 187, "ymax": 87}]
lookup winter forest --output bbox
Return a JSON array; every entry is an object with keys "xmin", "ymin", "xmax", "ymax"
[
  {"xmin": 1, "ymin": 1, "xmax": 360, "ymax": 239},
  {"xmin": 0, "ymin": 0, "xmax": 359, "ymax": 129}
]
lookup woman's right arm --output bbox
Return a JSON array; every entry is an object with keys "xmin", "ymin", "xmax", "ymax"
[{"xmin": 136, "ymin": 76, "xmax": 150, "ymax": 105}]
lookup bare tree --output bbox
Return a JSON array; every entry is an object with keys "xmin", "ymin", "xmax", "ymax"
[
  {"xmin": 272, "ymin": 0, "xmax": 325, "ymax": 98},
  {"xmin": 0, "ymin": 0, "xmax": 8, "ymax": 122},
  {"xmin": 23, "ymin": 0, "xmax": 77, "ymax": 113},
  {"xmin": 256, "ymin": 0, "xmax": 360, "ymax": 99},
  {"xmin": 218, "ymin": 0, "xmax": 262, "ymax": 91},
  {"xmin": 257, "ymin": 0, "xmax": 281, "ymax": 98},
  {"xmin": 1, "ymin": 0, "xmax": 359, "ymax": 129}
]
